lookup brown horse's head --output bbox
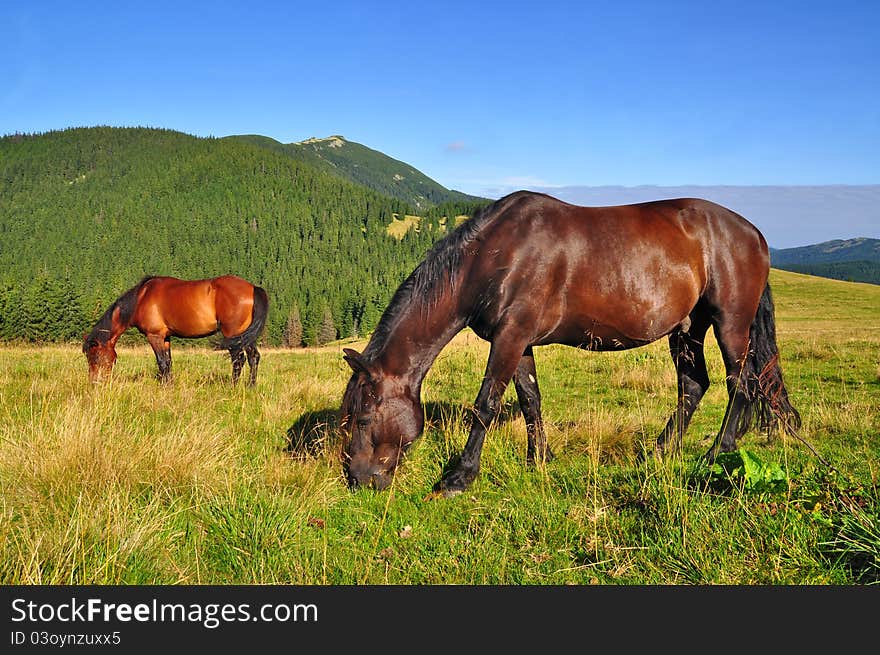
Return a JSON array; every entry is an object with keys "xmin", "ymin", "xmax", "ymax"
[
  {"xmin": 83, "ymin": 333, "xmax": 117, "ymax": 383},
  {"xmin": 340, "ymin": 348, "xmax": 424, "ymax": 490}
]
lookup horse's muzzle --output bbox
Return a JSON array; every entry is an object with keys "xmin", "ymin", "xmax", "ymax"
[{"xmin": 346, "ymin": 464, "xmax": 392, "ymax": 491}]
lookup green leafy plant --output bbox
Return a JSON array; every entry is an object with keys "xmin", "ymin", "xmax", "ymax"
[{"xmin": 707, "ymin": 449, "xmax": 789, "ymax": 493}]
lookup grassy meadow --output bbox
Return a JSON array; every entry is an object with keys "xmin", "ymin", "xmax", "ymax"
[{"xmin": 1, "ymin": 269, "xmax": 878, "ymax": 585}]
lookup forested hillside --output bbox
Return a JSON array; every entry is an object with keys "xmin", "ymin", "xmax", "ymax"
[
  {"xmin": 0, "ymin": 127, "xmax": 489, "ymax": 345},
  {"xmin": 770, "ymin": 238, "xmax": 880, "ymax": 284}
]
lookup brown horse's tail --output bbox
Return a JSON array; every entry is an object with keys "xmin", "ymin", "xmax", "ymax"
[
  {"xmin": 220, "ymin": 285, "xmax": 269, "ymax": 350},
  {"xmin": 735, "ymin": 282, "xmax": 801, "ymax": 438}
]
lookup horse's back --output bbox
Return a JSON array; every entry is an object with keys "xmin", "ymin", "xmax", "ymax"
[
  {"xmin": 487, "ymin": 193, "xmax": 768, "ymax": 283},
  {"xmin": 499, "ymin": 193, "xmax": 763, "ymax": 247},
  {"xmin": 133, "ymin": 275, "xmax": 256, "ymax": 338},
  {"xmin": 465, "ymin": 192, "xmax": 770, "ymax": 347}
]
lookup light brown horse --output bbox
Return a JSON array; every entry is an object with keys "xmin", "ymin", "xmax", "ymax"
[
  {"xmin": 340, "ymin": 191, "xmax": 801, "ymax": 495},
  {"xmin": 83, "ymin": 275, "xmax": 269, "ymax": 385}
]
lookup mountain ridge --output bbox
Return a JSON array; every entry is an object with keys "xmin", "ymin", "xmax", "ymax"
[
  {"xmin": 768, "ymin": 237, "xmax": 880, "ymax": 284},
  {"xmin": 224, "ymin": 133, "xmax": 485, "ymax": 210},
  {"xmin": 769, "ymin": 237, "xmax": 880, "ymax": 265}
]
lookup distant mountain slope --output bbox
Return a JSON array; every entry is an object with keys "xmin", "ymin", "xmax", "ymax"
[
  {"xmin": 769, "ymin": 238, "xmax": 880, "ymax": 285},
  {"xmin": 769, "ymin": 238, "xmax": 880, "ymax": 265},
  {"xmin": 226, "ymin": 134, "xmax": 485, "ymax": 210}
]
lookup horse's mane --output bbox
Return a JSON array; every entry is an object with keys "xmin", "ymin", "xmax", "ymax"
[
  {"xmin": 363, "ymin": 192, "xmax": 531, "ymax": 358},
  {"xmin": 83, "ymin": 276, "xmax": 155, "ymax": 350}
]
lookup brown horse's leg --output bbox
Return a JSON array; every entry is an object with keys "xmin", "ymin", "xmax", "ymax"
[
  {"xmin": 706, "ymin": 318, "xmax": 754, "ymax": 461},
  {"xmin": 148, "ymin": 334, "xmax": 172, "ymax": 383},
  {"xmin": 437, "ymin": 332, "xmax": 529, "ymax": 496},
  {"xmin": 229, "ymin": 346, "xmax": 245, "ymax": 385},
  {"xmin": 655, "ymin": 316, "xmax": 711, "ymax": 456},
  {"xmin": 244, "ymin": 344, "xmax": 260, "ymax": 387},
  {"xmin": 513, "ymin": 346, "xmax": 553, "ymax": 465}
]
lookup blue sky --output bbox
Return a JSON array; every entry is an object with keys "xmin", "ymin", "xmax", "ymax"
[{"xmin": 3, "ymin": 2, "xmax": 878, "ymax": 203}]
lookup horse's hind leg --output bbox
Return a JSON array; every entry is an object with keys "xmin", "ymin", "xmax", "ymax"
[
  {"xmin": 244, "ymin": 344, "xmax": 260, "ymax": 387},
  {"xmin": 655, "ymin": 316, "xmax": 711, "ymax": 457},
  {"xmin": 148, "ymin": 334, "xmax": 172, "ymax": 383},
  {"xmin": 229, "ymin": 346, "xmax": 245, "ymax": 385},
  {"xmin": 707, "ymin": 316, "xmax": 755, "ymax": 461},
  {"xmin": 513, "ymin": 346, "xmax": 553, "ymax": 465}
]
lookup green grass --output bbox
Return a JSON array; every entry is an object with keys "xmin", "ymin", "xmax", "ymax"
[{"xmin": 1, "ymin": 270, "xmax": 878, "ymax": 584}]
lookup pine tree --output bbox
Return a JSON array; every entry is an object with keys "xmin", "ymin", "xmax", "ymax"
[
  {"xmin": 316, "ymin": 305, "xmax": 337, "ymax": 346},
  {"xmin": 282, "ymin": 302, "xmax": 303, "ymax": 348}
]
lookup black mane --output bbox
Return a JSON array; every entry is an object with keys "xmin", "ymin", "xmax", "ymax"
[
  {"xmin": 82, "ymin": 276, "xmax": 155, "ymax": 350},
  {"xmin": 363, "ymin": 193, "xmax": 530, "ymax": 359}
]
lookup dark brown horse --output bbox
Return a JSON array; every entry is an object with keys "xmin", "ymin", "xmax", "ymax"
[
  {"xmin": 83, "ymin": 275, "xmax": 269, "ymax": 385},
  {"xmin": 340, "ymin": 190, "xmax": 800, "ymax": 495}
]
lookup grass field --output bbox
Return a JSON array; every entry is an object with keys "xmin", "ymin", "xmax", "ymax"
[{"xmin": 1, "ymin": 270, "xmax": 878, "ymax": 584}]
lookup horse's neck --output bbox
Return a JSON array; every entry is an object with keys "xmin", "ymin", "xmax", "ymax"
[
  {"xmin": 103, "ymin": 304, "xmax": 132, "ymax": 346},
  {"xmin": 371, "ymin": 303, "xmax": 467, "ymax": 388}
]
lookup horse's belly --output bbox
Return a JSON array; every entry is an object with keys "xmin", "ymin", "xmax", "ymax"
[
  {"xmin": 537, "ymin": 321, "xmax": 652, "ymax": 350},
  {"xmin": 164, "ymin": 310, "xmax": 219, "ymax": 338},
  {"xmin": 539, "ymin": 270, "xmax": 700, "ymax": 348},
  {"xmin": 536, "ymin": 299, "xmax": 692, "ymax": 349}
]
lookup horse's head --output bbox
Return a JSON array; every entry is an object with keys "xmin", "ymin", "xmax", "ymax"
[
  {"xmin": 340, "ymin": 348, "xmax": 423, "ymax": 490},
  {"xmin": 83, "ymin": 333, "xmax": 117, "ymax": 383}
]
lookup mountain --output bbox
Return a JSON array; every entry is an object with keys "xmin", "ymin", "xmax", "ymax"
[
  {"xmin": 225, "ymin": 134, "xmax": 485, "ymax": 210},
  {"xmin": 769, "ymin": 238, "xmax": 880, "ymax": 265},
  {"xmin": 769, "ymin": 238, "xmax": 880, "ymax": 285},
  {"xmin": 0, "ymin": 127, "xmax": 487, "ymax": 345}
]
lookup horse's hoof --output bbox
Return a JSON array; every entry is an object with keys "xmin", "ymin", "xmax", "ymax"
[{"xmin": 424, "ymin": 487, "xmax": 464, "ymax": 501}]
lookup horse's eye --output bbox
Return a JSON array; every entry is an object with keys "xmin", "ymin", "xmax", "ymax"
[{"xmin": 357, "ymin": 417, "xmax": 372, "ymax": 428}]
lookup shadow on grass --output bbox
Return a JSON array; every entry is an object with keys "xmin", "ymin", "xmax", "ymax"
[{"xmin": 286, "ymin": 408, "xmax": 340, "ymax": 459}]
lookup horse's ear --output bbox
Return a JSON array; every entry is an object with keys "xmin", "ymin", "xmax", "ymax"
[{"xmin": 343, "ymin": 348, "xmax": 375, "ymax": 380}]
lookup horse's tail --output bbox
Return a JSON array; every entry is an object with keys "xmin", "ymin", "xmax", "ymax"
[
  {"xmin": 736, "ymin": 282, "xmax": 801, "ymax": 438},
  {"xmin": 220, "ymin": 285, "xmax": 269, "ymax": 350}
]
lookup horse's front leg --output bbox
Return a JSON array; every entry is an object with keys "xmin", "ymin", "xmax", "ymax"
[
  {"xmin": 513, "ymin": 346, "xmax": 553, "ymax": 465},
  {"xmin": 148, "ymin": 334, "xmax": 172, "ymax": 383},
  {"xmin": 436, "ymin": 332, "xmax": 528, "ymax": 496}
]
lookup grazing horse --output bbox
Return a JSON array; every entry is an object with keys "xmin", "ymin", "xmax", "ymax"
[
  {"xmin": 83, "ymin": 275, "xmax": 269, "ymax": 385},
  {"xmin": 340, "ymin": 191, "xmax": 800, "ymax": 495}
]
